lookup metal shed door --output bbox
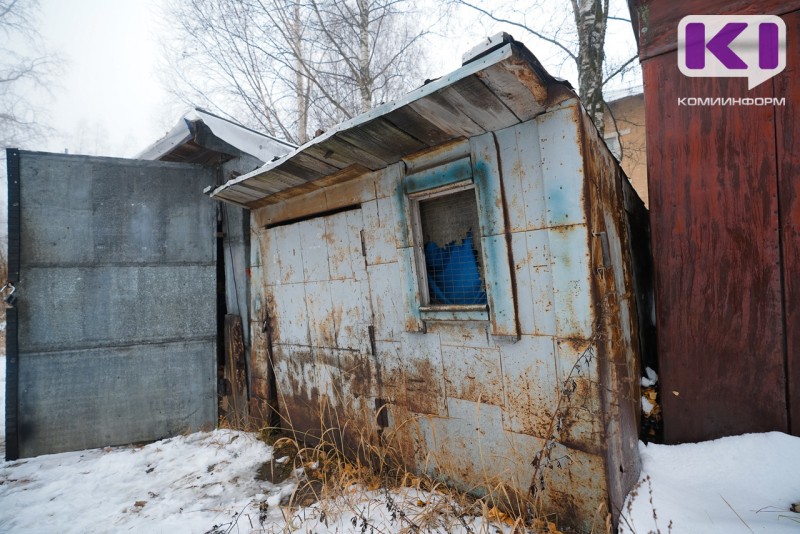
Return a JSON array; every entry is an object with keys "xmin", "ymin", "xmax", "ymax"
[{"xmin": 5, "ymin": 150, "xmax": 218, "ymax": 459}]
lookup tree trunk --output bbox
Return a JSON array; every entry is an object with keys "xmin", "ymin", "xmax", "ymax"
[
  {"xmin": 573, "ymin": 0, "xmax": 608, "ymax": 135},
  {"xmin": 357, "ymin": 0, "xmax": 372, "ymax": 113},
  {"xmin": 293, "ymin": 0, "xmax": 308, "ymax": 144}
]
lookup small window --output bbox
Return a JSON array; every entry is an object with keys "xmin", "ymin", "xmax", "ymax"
[{"xmin": 412, "ymin": 185, "xmax": 487, "ymax": 306}]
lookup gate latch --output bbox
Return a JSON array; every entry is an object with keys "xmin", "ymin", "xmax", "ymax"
[{"xmin": 1, "ymin": 283, "xmax": 16, "ymax": 306}]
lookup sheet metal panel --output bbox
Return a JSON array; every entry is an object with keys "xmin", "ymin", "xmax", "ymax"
[
  {"xmin": 471, "ymin": 133, "xmax": 518, "ymax": 338},
  {"xmin": 495, "ymin": 122, "xmax": 546, "ymax": 233},
  {"xmin": 8, "ymin": 152, "xmax": 216, "ymax": 459},
  {"xmin": 643, "ymin": 54, "xmax": 787, "ymax": 442}
]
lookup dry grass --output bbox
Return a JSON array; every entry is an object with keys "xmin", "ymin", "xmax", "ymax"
[{"xmin": 229, "ymin": 333, "xmax": 617, "ymax": 534}]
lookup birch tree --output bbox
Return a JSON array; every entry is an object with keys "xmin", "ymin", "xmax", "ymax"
[
  {"xmin": 455, "ymin": 0, "xmax": 637, "ymax": 134},
  {"xmin": 163, "ymin": 0, "xmax": 429, "ymax": 145}
]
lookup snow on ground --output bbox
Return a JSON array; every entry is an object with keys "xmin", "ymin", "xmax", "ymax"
[
  {"xmin": 621, "ymin": 432, "xmax": 800, "ymax": 533},
  {"xmin": 0, "ymin": 430, "xmax": 296, "ymax": 533},
  {"xmin": 1, "ymin": 354, "xmax": 5, "ymax": 454},
  {"xmin": 0, "ymin": 428, "xmax": 512, "ymax": 534}
]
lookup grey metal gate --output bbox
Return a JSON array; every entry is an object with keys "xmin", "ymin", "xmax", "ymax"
[{"xmin": 5, "ymin": 150, "xmax": 217, "ymax": 459}]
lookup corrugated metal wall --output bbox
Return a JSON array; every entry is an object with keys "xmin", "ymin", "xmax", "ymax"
[{"xmin": 5, "ymin": 151, "xmax": 218, "ymax": 458}]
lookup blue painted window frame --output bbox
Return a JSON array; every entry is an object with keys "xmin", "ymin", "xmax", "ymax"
[{"xmin": 397, "ymin": 133, "xmax": 519, "ymax": 338}]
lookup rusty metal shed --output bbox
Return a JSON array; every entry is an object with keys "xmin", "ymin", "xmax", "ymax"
[{"xmin": 212, "ymin": 35, "xmax": 649, "ymax": 531}]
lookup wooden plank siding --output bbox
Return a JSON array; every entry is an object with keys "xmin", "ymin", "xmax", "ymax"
[
  {"xmin": 629, "ymin": 0, "xmax": 800, "ymax": 60},
  {"xmin": 776, "ymin": 11, "xmax": 800, "ymax": 435},
  {"xmin": 636, "ymin": 3, "xmax": 800, "ymax": 441}
]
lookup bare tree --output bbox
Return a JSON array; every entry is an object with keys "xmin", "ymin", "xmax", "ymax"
[
  {"xmin": 454, "ymin": 0, "xmax": 637, "ymax": 135},
  {"xmin": 0, "ymin": 0, "xmax": 57, "ymax": 148},
  {"xmin": 162, "ymin": 0, "xmax": 430, "ymax": 145}
]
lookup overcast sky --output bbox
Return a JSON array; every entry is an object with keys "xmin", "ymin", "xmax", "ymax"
[
  {"xmin": 30, "ymin": 0, "xmax": 175, "ymax": 157},
  {"xmin": 20, "ymin": 0, "xmax": 638, "ymax": 159}
]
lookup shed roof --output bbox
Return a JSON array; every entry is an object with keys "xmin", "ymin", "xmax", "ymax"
[
  {"xmin": 211, "ymin": 38, "xmax": 576, "ymax": 208},
  {"xmin": 137, "ymin": 108, "xmax": 294, "ymax": 165}
]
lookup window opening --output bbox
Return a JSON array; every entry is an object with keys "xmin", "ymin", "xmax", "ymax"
[{"xmin": 417, "ymin": 188, "xmax": 487, "ymax": 305}]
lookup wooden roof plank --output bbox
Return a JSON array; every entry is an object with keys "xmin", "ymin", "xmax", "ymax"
[
  {"xmin": 336, "ymin": 118, "xmax": 426, "ymax": 162},
  {"xmin": 219, "ymin": 188, "xmax": 259, "ymax": 204},
  {"xmin": 442, "ymin": 75, "xmax": 520, "ymax": 131},
  {"xmin": 289, "ymin": 152, "xmax": 341, "ymax": 176},
  {"xmin": 408, "ymin": 92, "xmax": 485, "ymax": 138},
  {"xmin": 475, "ymin": 62, "xmax": 548, "ymax": 121},
  {"xmin": 310, "ymin": 136, "xmax": 388, "ymax": 171},
  {"xmin": 383, "ymin": 106, "xmax": 455, "ymax": 147}
]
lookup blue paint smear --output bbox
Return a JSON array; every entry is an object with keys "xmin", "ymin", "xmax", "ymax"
[{"xmin": 424, "ymin": 231, "xmax": 487, "ymax": 305}]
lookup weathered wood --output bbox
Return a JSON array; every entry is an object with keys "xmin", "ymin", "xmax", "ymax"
[
  {"xmin": 408, "ymin": 92, "xmax": 485, "ymax": 138},
  {"xmin": 630, "ymin": 0, "xmax": 800, "ymax": 60},
  {"xmin": 219, "ymin": 187, "xmax": 261, "ymax": 205},
  {"xmin": 476, "ymin": 63, "xmax": 548, "ymax": 122},
  {"xmin": 291, "ymin": 152, "xmax": 341, "ymax": 176},
  {"xmin": 310, "ymin": 136, "xmax": 388, "ymax": 171},
  {"xmin": 441, "ymin": 75, "xmax": 519, "ymax": 131},
  {"xmin": 258, "ymin": 168, "xmax": 309, "ymax": 189},
  {"xmin": 336, "ymin": 118, "xmax": 426, "ymax": 163},
  {"xmin": 384, "ymin": 106, "xmax": 454, "ymax": 147},
  {"xmin": 314, "ymin": 164, "xmax": 371, "ymax": 188},
  {"xmin": 241, "ymin": 178, "xmax": 283, "ymax": 194},
  {"xmin": 643, "ymin": 52, "xmax": 787, "ymax": 443},
  {"xmin": 776, "ymin": 11, "xmax": 800, "ymax": 435},
  {"xmin": 402, "ymin": 138, "xmax": 471, "ymax": 173}
]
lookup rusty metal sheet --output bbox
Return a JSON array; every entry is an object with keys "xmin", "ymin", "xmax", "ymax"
[
  {"xmin": 499, "ymin": 335, "xmax": 559, "ymax": 437},
  {"xmin": 268, "ymin": 283, "xmax": 309, "ymax": 346},
  {"xmin": 643, "ymin": 53, "xmax": 787, "ymax": 442},
  {"xmin": 361, "ymin": 197, "xmax": 399, "ymax": 266},
  {"xmin": 536, "ymin": 105, "xmax": 586, "ymax": 228},
  {"xmin": 495, "ymin": 122, "xmax": 546, "ymax": 233},
  {"xmin": 471, "ymin": 132, "xmax": 518, "ymax": 338},
  {"xmin": 548, "ymin": 225, "xmax": 593, "ymax": 340},
  {"xmin": 510, "ymin": 231, "xmax": 557, "ymax": 337},
  {"xmin": 365, "ymin": 262, "xmax": 403, "ymax": 341},
  {"xmin": 441, "ymin": 345, "xmax": 505, "ymax": 406}
]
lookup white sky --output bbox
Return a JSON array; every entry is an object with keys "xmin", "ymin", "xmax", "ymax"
[
  {"xmin": 17, "ymin": 0, "xmax": 639, "ymax": 158},
  {"xmin": 31, "ymin": 0, "xmax": 175, "ymax": 157}
]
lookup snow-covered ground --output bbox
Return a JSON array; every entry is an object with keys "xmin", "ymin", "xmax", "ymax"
[
  {"xmin": 621, "ymin": 432, "xmax": 800, "ymax": 533},
  {"xmin": 1, "ymin": 352, "xmax": 799, "ymax": 533}
]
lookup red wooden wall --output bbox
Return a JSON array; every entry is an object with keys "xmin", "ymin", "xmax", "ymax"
[{"xmin": 631, "ymin": 1, "xmax": 800, "ymax": 442}]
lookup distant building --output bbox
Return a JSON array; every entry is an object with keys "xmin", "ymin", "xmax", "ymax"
[{"xmin": 604, "ymin": 89, "xmax": 647, "ymax": 206}]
